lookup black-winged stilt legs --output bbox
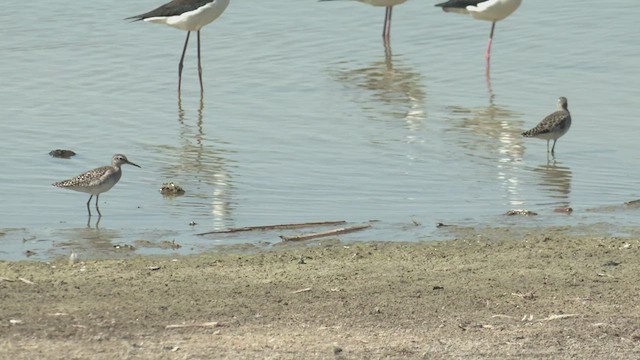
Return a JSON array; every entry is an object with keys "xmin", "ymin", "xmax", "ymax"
[
  {"xmin": 127, "ymin": 0, "xmax": 230, "ymax": 97},
  {"xmin": 321, "ymin": 0, "xmax": 408, "ymax": 41},
  {"xmin": 435, "ymin": 0, "xmax": 522, "ymax": 62}
]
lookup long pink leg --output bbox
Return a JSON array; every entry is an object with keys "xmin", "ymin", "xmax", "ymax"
[
  {"xmin": 382, "ymin": 6, "xmax": 392, "ymax": 40},
  {"xmin": 197, "ymin": 30, "xmax": 204, "ymax": 94},
  {"xmin": 178, "ymin": 31, "xmax": 191, "ymax": 97},
  {"xmin": 485, "ymin": 21, "xmax": 496, "ymax": 61}
]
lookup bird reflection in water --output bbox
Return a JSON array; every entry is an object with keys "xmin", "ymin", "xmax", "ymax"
[
  {"xmin": 442, "ymin": 75, "xmax": 525, "ymax": 207},
  {"xmin": 530, "ymin": 159, "xmax": 572, "ymax": 209},
  {"xmin": 88, "ymin": 215, "xmax": 101, "ymax": 229},
  {"xmin": 54, "ymin": 224, "xmax": 121, "ymax": 258},
  {"xmin": 330, "ymin": 40, "xmax": 426, "ymax": 132},
  {"xmin": 444, "ymin": 76, "xmax": 523, "ymax": 160},
  {"xmin": 164, "ymin": 98, "xmax": 235, "ymax": 229}
]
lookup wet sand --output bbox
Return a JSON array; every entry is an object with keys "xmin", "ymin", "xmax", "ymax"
[{"xmin": 1, "ymin": 230, "xmax": 640, "ymax": 359}]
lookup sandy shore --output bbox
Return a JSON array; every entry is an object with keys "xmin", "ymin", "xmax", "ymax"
[{"xmin": 1, "ymin": 230, "xmax": 640, "ymax": 359}]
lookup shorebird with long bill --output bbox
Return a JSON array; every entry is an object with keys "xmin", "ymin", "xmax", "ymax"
[
  {"xmin": 53, "ymin": 154, "xmax": 141, "ymax": 217},
  {"xmin": 320, "ymin": 0, "xmax": 408, "ymax": 40},
  {"xmin": 127, "ymin": 0, "xmax": 230, "ymax": 96},
  {"xmin": 435, "ymin": 0, "xmax": 522, "ymax": 62},
  {"xmin": 522, "ymin": 97, "xmax": 572, "ymax": 155}
]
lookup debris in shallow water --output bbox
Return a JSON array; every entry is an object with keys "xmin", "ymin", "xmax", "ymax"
[
  {"xmin": 159, "ymin": 240, "xmax": 181, "ymax": 250},
  {"xmin": 49, "ymin": 149, "xmax": 76, "ymax": 158},
  {"xmin": 280, "ymin": 224, "xmax": 371, "ymax": 242},
  {"xmin": 113, "ymin": 244, "xmax": 135, "ymax": 251},
  {"xmin": 624, "ymin": 199, "xmax": 640, "ymax": 206},
  {"xmin": 160, "ymin": 182, "xmax": 185, "ymax": 196},
  {"xmin": 24, "ymin": 250, "xmax": 36, "ymax": 257},
  {"xmin": 554, "ymin": 207, "xmax": 573, "ymax": 214},
  {"xmin": 505, "ymin": 209, "xmax": 538, "ymax": 216},
  {"xmin": 196, "ymin": 220, "xmax": 347, "ymax": 236},
  {"xmin": 436, "ymin": 222, "xmax": 452, "ymax": 228}
]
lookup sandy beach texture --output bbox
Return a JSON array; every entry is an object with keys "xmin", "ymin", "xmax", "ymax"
[{"xmin": 1, "ymin": 229, "xmax": 640, "ymax": 359}]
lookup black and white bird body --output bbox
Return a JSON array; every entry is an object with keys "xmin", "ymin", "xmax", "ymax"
[
  {"xmin": 522, "ymin": 97, "xmax": 572, "ymax": 155},
  {"xmin": 434, "ymin": 0, "xmax": 522, "ymax": 61},
  {"xmin": 127, "ymin": 0, "xmax": 230, "ymax": 96}
]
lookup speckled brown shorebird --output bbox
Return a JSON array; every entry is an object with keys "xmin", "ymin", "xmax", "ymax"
[
  {"xmin": 52, "ymin": 154, "xmax": 141, "ymax": 217},
  {"xmin": 522, "ymin": 97, "xmax": 572, "ymax": 154}
]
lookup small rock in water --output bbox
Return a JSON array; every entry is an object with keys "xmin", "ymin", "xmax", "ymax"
[
  {"xmin": 160, "ymin": 182, "xmax": 185, "ymax": 196},
  {"xmin": 505, "ymin": 209, "xmax": 538, "ymax": 216},
  {"xmin": 49, "ymin": 149, "xmax": 76, "ymax": 158}
]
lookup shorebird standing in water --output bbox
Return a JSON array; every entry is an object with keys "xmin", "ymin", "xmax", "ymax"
[
  {"xmin": 434, "ymin": 0, "xmax": 522, "ymax": 62},
  {"xmin": 522, "ymin": 97, "xmax": 572, "ymax": 155},
  {"xmin": 53, "ymin": 154, "xmax": 141, "ymax": 217},
  {"xmin": 127, "ymin": 0, "xmax": 230, "ymax": 96},
  {"xmin": 320, "ymin": 0, "xmax": 408, "ymax": 41}
]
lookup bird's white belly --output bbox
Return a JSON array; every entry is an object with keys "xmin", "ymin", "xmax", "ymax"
[
  {"xmin": 145, "ymin": 0, "xmax": 230, "ymax": 31},
  {"xmin": 468, "ymin": 0, "xmax": 522, "ymax": 22},
  {"xmin": 357, "ymin": 0, "xmax": 408, "ymax": 7}
]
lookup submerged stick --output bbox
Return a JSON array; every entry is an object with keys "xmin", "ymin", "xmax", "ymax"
[
  {"xmin": 196, "ymin": 220, "xmax": 347, "ymax": 236},
  {"xmin": 280, "ymin": 224, "xmax": 371, "ymax": 242}
]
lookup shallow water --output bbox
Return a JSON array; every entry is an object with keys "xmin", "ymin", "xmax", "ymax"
[{"xmin": 1, "ymin": 0, "xmax": 640, "ymax": 260}]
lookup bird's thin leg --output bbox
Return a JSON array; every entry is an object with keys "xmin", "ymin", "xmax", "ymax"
[
  {"xmin": 197, "ymin": 30, "xmax": 204, "ymax": 94},
  {"xmin": 551, "ymin": 139, "xmax": 557, "ymax": 154},
  {"xmin": 485, "ymin": 21, "xmax": 496, "ymax": 62},
  {"xmin": 95, "ymin": 194, "xmax": 102, "ymax": 217},
  {"xmin": 178, "ymin": 31, "xmax": 191, "ymax": 97},
  {"xmin": 383, "ymin": 37, "xmax": 392, "ymax": 69},
  {"xmin": 86, "ymin": 195, "xmax": 93, "ymax": 217},
  {"xmin": 382, "ymin": 7, "xmax": 392, "ymax": 40}
]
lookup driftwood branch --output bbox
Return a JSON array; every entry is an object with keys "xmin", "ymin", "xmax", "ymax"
[
  {"xmin": 280, "ymin": 224, "xmax": 371, "ymax": 242},
  {"xmin": 196, "ymin": 220, "xmax": 347, "ymax": 236},
  {"xmin": 292, "ymin": 287, "xmax": 312, "ymax": 294},
  {"xmin": 165, "ymin": 321, "xmax": 221, "ymax": 329}
]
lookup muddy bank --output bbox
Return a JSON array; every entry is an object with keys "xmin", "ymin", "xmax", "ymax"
[{"xmin": 1, "ymin": 231, "xmax": 639, "ymax": 359}]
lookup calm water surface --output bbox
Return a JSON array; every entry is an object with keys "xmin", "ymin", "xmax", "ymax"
[{"xmin": 1, "ymin": 0, "xmax": 640, "ymax": 260}]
